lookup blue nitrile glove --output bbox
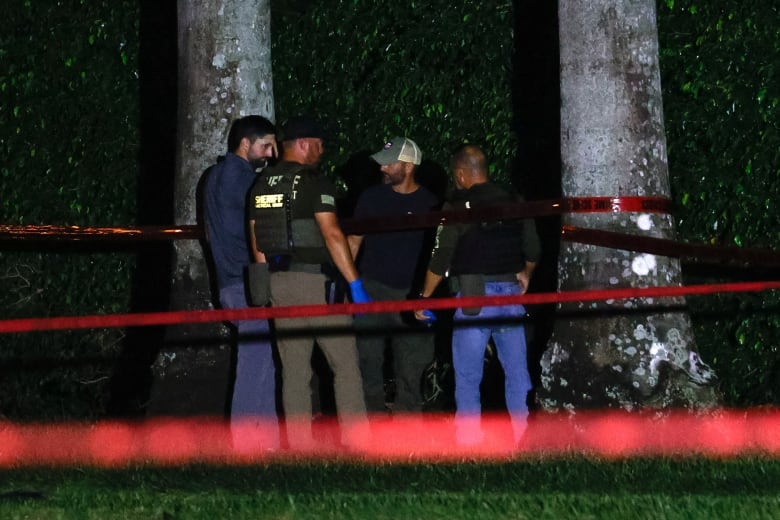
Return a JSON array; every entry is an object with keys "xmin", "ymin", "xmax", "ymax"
[
  {"xmin": 348, "ymin": 279, "xmax": 372, "ymax": 304},
  {"xmin": 415, "ymin": 293, "xmax": 437, "ymax": 325},
  {"xmin": 419, "ymin": 309, "xmax": 437, "ymax": 324}
]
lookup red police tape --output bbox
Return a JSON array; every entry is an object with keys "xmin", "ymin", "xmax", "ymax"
[
  {"xmin": 0, "ymin": 196, "xmax": 674, "ymax": 242},
  {"xmin": 1, "ymin": 409, "xmax": 779, "ymax": 466},
  {"xmin": 3, "ymin": 196, "xmax": 778, "ymax": 269},
  {"xmin": 2, "ymin": 280, "xmax": 780, "ymax": 334}
]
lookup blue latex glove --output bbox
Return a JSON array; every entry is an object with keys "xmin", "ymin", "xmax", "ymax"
[
  {"xmin": 419, "ymin": 309, "xmax": 437, "ymax": 324},
  {"xmin": 348, "ymin": 279, "xmax": 372, "ymax": 304}
]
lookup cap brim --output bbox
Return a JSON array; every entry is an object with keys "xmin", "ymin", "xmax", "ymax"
[{"xmin": 370, "ymin": 149, "xmax": 398, "ymax": 165}]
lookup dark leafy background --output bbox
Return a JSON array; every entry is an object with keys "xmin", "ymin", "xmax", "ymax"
[{"xmin": 659, "ymin": 0, "xmax": 780, "ymax": 404}]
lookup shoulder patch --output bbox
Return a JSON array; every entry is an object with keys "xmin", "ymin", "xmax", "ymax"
[{"xmin": 321, "ymin": 194, "xmax": 336, "ymax": 206}]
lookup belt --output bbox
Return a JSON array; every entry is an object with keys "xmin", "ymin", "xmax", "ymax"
[
  {"xmin": 267, "ymin": 254, "xmax": 324, "ymax": 274},
  {"xmin": 483, "ymin": 273, "xmax": 518, "ymax": 282},
  {"xmin": 288, "ymin": 262, "xmax": 324, "ymax": 274}
]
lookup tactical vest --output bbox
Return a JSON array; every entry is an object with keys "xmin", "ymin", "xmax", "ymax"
[
  {"xmin": 449, "ymin": 187, "xmax": 526, "ymax": 276},
  {"xmin": 251, "ymin": 165, "xmax": 326, "ymax": 257}
]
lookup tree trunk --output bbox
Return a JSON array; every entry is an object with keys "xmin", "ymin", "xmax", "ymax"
[
  {"xmin": 537, "ymin": 0, "xmax": 719, "ymax": 411},
  {"xmin": 147, "ymin": 0, "xmax": 275, "ymax": 416}
]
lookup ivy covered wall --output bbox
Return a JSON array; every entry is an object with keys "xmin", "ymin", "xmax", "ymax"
[
  {"xmin": 1, "ymin": 0, "xmax": 141, "ymax": 418},
  {"xmin": 659, "ymin": 0, "xmax": 780, "ymax": 404},
  {"xmin": 272, "ymin": 0, "xmax": 518, "ymax": 204}
]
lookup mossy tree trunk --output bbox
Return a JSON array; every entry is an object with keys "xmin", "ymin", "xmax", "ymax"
[
  {"xmin": 147, "ymin": 0, "xmax": 275, "ymax": 415},
  {"xmin": 537, "ymin": 0, "xmax": 720, "ymax": 411}
]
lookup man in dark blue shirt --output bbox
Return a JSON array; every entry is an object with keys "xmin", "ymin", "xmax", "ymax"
[{"xmin": 203, "ymin": 115, "xmax": 279, "ymax": 452}]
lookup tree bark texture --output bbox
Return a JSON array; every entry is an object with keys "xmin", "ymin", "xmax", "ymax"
[
  {"xmin": 148, "ymin": 0, "xmax": 275, "ymax": 415},
  {"xmin": 537, "ymin": 0, "xmax": 720, "ymax": 411}
]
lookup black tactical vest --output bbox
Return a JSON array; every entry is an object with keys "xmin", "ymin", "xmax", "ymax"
[
  {"xmin": 250, "ymin": 165, "xmax": 326, "ymax": 257},
  {"xmin": 448, "ymin": 185, "xmax": 526, "ymax": 275}
]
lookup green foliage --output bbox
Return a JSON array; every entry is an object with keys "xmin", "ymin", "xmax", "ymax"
[
  {"xmin": 1, "ymin": 458, "xmax": 780, "ymax": 518},
  {"xmin": 0, "ymin": 1, "xmax": 140, "ymax": 419},
  {"xmin": 686, "ymin": 292, "xmax": 780, "ymax": 406},
  {"xmin": 1, "ymin": 0, "xmax": 140, "ymax": 225},
  {"xmin": 658, "ymin": 1, "xmax": 780, "ymax": 404},
  {"xmin": 271, "ymin": 0, "xmax": 516, "ymax": 186},
  {"xmin": 659, "ymin": 1, "xmax": 780, "ymax": 249}
]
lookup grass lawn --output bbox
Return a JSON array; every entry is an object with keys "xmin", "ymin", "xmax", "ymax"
[{"xmin": 1, "ymin": 456, "xmax": 779, "ymax": 519}]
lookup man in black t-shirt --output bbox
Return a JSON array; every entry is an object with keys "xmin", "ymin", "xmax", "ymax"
[{"xmin": 348, "ymin": 136, "xmax": 440, "ymax": 414}]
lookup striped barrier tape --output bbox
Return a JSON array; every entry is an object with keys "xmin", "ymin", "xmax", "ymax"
[
  {"xmin": 2, "ymin": 280, "xmax": 779, "ymax": 335},
  {"xmin": 0, "ymin": 196, "xmax": 672, "ymax": 242}
]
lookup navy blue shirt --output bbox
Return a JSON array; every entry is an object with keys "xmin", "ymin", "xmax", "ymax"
[
  {"xmin": 354, "ymin": 184, "xmax": 439, "ymax": 289},
  {"xmin": 203, "ymin": 153, "xmax": 257, "ymax": 289}
]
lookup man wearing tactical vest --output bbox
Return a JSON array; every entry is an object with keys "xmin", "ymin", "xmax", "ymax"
[
  {"xmin": 247, "ymin": 115, "xmax": 370, "ymax": 450},
  {"xmin": 415, "ymin": 144, "xmax": 540, "ymax": 447}
]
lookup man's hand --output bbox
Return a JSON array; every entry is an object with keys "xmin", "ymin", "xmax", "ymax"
[
  {"xmin": 516, "ymin": 270, "xmax": 531, "ymax": 294},
  {"xmin": 414, "ymin": 293, "xmax": 436, "ymax": 323},
  {"xmin": 348, "ymin": 279, "xmax": 371, "ymax": 304},
  {"xmin": 414, "ymin": 271, "xmax": 443, "ymax": 324},
  {"xmin": 516, "ymin": 261, "xmax": 537, "ymax": 295},
  {"xmin": 414, "ymin": 309, "xmax": 437, "ymax": 323}
]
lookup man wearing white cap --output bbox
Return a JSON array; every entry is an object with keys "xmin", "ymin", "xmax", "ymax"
[{"xmin": 348, "ymin": 136, "xmax": 440, "ymax": 414}]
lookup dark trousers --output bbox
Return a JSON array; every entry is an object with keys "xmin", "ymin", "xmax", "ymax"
[
  {"xmin": 270, "ymin": 271, "xmax": 368, "ymax": 448},
  {"xmin": 354, "ymin": 278, "xmax": 435, "ymax": 413}
]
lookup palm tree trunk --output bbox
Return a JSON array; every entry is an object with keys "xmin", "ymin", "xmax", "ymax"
[
  {"xmin": 537, "ymin": 0, "xmax": 719, "ymax": 411},
  {"xmin": 147, "ymin": 0, "xmax": 275, "ymax": 415}
]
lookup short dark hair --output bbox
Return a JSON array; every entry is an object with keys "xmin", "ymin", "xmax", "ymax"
[
  {"xmin": 227, "ymin": 115, "xmax": 276, "ymax": 153},
  {"xmin": 450, "ymin": 144, "xmax": 487, "ymax": 172}
]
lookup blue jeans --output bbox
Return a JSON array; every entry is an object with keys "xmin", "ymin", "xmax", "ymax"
[
  {"xmin": 452, "ymin": 281, "xmax": 531, "ymax": 444},
  {"xmin": 219, "ymin": 284, "xmax": 279, "ymax": 450}
]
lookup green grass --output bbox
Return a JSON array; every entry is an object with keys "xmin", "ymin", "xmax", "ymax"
[{"xmin": 1, "ymin": 457, "xmax": 779, "ymax": 519}]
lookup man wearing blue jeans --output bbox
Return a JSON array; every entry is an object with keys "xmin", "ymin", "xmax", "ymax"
[
  {"xmin": 415, "ymin": 144, "xmax": 540, "ymax": 446},
  {"xmin": 203, "ymin": 115, "xmax": 279, "ymax": 451}
]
